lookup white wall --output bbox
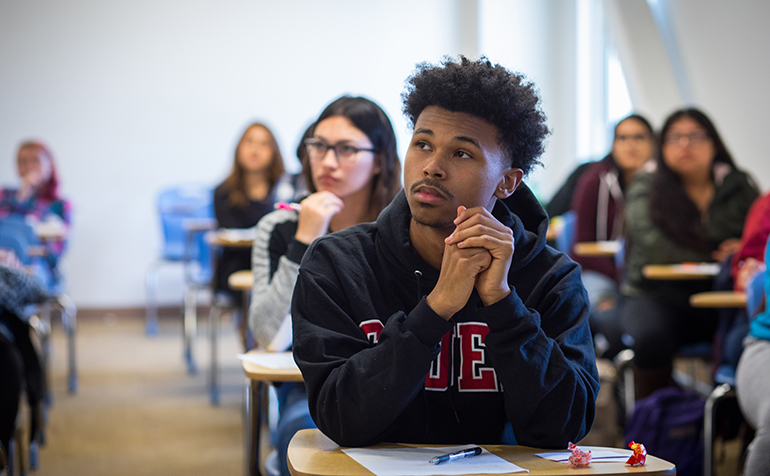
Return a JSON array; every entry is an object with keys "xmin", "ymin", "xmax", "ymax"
[
  {"xmin": 667, "ymin": 0, "xmax": 770, "ymax": 190},
  {"xmin": 605, "ymin": 0, "xmax": 770, "ymax": 190},
  {"xmin": 0, "ymin": 0, "xmax": 582, "ymax": 308},
  {"xmin": 7, "ymin": 1, "xmax": 764, "ymax": 309}
]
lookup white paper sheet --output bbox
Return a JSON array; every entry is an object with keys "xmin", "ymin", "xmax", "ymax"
[
  {"xmin": 342, "ymin": 445, "xmax": 528, "ymax": 476},
  {"xmin": 535, "ymin": 447, "xmax": 631, "ymax": 463},
  {"xmin": 237, "ymin": 352, "xmax": 298, "ymax": 370}
]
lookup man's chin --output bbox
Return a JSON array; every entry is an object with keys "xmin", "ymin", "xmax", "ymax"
[{"xmin": 410, "ymin": 212, "xmax": 455, "ymax": 230}]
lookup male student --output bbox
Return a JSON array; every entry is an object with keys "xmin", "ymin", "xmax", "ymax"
[{"xmin": 291, "ymin": 57, "xmax": 600, "ymax": 448}]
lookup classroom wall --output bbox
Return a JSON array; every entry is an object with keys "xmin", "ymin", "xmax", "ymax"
[
  {"xmin": 1, "ymin": 0, "xmax": 768, "ymax": 309},
  {"xmin": 0, "ymin": 0, "xmax": 582, "ymax": 308}
]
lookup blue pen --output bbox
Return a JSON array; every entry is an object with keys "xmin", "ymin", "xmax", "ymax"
[{"xmin": 429, "ymin": 446, "xmax": 482, "ymax": 465}]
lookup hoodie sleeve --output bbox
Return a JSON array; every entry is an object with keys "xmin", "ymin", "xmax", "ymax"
[
  {"xmin": 481, "ymin": 262, "xmax": 600, "ymax": 448},
  {"xmin": 291, "ymin": 248, "xmax": 454, "ymax": 447}
]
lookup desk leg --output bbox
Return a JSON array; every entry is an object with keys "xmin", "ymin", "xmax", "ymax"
[
  {"xmin": 244, "ymin": 378, "xmax": 265, "ymax": 476},
  {"xmin": 240, "ymin": 290, "xmax": 250, "ymax": 350},
  {"xmin": 208, "ymin": 304, "xmax": 221, "ymax": 405},
  {"xmin": 183, "ymin": 285, "xmax": 198, "ymax": 375}
]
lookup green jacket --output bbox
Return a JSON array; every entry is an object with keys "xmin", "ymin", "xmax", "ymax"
[{"xmin": 623, "ymin": 167, "xmax": 759, "ymax": 301}]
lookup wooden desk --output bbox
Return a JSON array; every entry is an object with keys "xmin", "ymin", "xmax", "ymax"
[
  {"xmin": 242, "ymin": 350, "xmax": 303, "ymax": 476},
  {"xmin": 690, "ymin": 291, "xmax": 747, "ymax": 309},
  {"xmin": 573, "ymin": 241, "xmax": 622, "ymax": 258},
  {"xmin": 207, "ymin": 229, "xmax": 256, "ymax": 248},
  {"xmin": 287, "ymin": 429, "xmax": 675, "ymax": 476},
  {"xmin": 643, "ymin": 263, "xmax": 720, "ymax": 281}
]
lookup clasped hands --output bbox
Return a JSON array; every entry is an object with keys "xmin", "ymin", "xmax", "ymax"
[{"xmin": 427, "ymin": 206, "xmax": 514, "ymax": 320}]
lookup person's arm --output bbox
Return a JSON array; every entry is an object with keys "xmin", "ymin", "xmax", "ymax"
[
  {"xmin": 248, "ymin": 211, "xmax": 308, "ymax": 349},
  {"xmin": 292, "ymin": 253, "xmax": 453, "ymax": 447},
  {"xmin": 481, "ymin": 267, "xmax": 599, "ymax": 447}
]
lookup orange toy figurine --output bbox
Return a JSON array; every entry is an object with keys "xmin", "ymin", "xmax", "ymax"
[
  {"xmin": 626, "ymin": 441, "xmax": 647, "ymax": 466},
  {"xmin": 568, "ymin": 442, "xmax": 592, "ymax": 467}
]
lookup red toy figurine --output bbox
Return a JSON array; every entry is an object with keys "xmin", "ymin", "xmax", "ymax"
[
  {"xmin": 568, "ymin": 442, "xmax": 592, "ymax": 467},
  {"xmin": 626, "ymin": 441, "xmax": 647, "ymax": 466}
]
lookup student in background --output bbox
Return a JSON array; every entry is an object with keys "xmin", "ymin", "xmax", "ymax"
[
  {"xmin": 571, "ymin": 114, "xmax": 655, "ymax": 358},
  {"xmin": 736, "ymin": 231, "xmax": 770, "ymax": 476},
  {"xmin": 717, "ymin": 191, "xmax": 770, "ymax": 371},
  {"xmin": 213, "ymin": 123, "xmax": 298, "ymax": 300},
  {"xmin": 0, "ymin": 141, "xmax": 71, "ymax": 280},
  {"xmin": 248, "ymin": 96, "xmax": 402, "ymax": 476},
  {"xmin": 620, "ymin": 108, "xmax": 759, "ymax": 399}
]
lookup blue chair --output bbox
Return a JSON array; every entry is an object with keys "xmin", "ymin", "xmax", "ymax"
[
  {"xmin": 145, "ymin": 184, "xmax": 213, "ymax": 337},
  {"xmin": 554, "ymin": 210, "xmax": 577, "ymax": 255}
]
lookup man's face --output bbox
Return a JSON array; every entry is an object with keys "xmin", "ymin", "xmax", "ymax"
[{"xmin": 404, "ymin": 106, "xmax": 518, "ymax": 229}]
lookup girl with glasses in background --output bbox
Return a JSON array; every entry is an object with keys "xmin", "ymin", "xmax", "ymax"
[
  {"xmin": 620, "ymin": 108, "xmax": 759, "ymax": 399},
  {"xmin": 248, "ymin": 96, "xmax": 401, "ymax": 476},
  {"xmin": 570, "ymin": 114, "xmax": 656, "ymax": 359}
]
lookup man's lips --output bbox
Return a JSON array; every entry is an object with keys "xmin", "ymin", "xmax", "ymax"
[{"xmin": 413, "ymin": 185, "xmax": 446, "ymax": 202}]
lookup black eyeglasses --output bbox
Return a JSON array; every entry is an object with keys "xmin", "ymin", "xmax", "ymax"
[
  {"xmin": 304, "ymin": 139, "xmax": 376, "ymax": 164},
  {"xmin": 664, "ymin": 132, "xmax": 710, "ymax": 146}
]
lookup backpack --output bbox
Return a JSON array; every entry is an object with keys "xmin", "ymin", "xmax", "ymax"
[{"xmin": 624, "ymin": 387, "xmax": 704, "ymax": 476}]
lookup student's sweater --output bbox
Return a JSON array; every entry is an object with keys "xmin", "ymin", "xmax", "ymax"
[{"xmin": 291, "ymin": 186, "xmax": 600, "ymax": 448}]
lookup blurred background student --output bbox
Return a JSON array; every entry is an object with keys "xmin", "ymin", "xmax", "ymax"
[
  {"xmin": 212, "ymin": 123, "xmax": 300, "ymax": 301},
  {"xmin": 248, "ymin": 96, "xmax": 402, "ymax": 476},
  {"xmin": 620, "ymin": 108, "xmax": 759, "ymax": 399},
  {"xmin": 0, "ymin": 141, "xmax": 71, "ymax": 284},
  {"xmin": 571, "ymin": 114, "xmax": 655, "ymax": 358},
  {"xmin": 735, "ymin": 222, "xmax": 770, "ymax": 476}
]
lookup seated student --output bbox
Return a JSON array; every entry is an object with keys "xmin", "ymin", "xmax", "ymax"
[
  {"xmin": 620, "ymin": 108, "xmax": 759, "ymax": 399},
  {"xmin": 291, "ymin": 57, "xmax": 600, "ymax": 449},
  {"xmin": 735, "ymin": 234, "xmax": 770, "ymax": 476},
  {"xmin": 718, "ymin": 191, "xmax": 770, "ymax": 369},
  {"xmin": 545, "ymin": 161, "xmax": 595, "ymax": 219},
  {"xmin": 248, "ymin": 96, "xmax": 402, "ymax": 476},
  {"xmin": 571, "ymin": 114, "xmax": 655, "ymax": 358},
  {"xmin": 0, "ymin": 260, "xmax": 47, "ymax": 460},
  {"xmin": 213, "ymin": 123, "xmax": 299, "ymax": 301},
  {"xmin": 0, "ymin": 141, "xmax": 71, "ymax": 282}
]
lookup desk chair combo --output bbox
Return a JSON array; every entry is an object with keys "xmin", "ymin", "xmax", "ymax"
[
  {"xmin": 0, "ymin": 219, "xmax": 75, "ymax": 476},
  {"xmin": 145, "ymin": 184, "xmax": 215, "ymax": 375},
  {"xmin": 241, "ymin": 350, "xmax": 302, "ymax": 476}
]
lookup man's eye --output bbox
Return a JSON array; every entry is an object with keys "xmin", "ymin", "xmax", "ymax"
[
  {"xmin": 456, "ymin": 150, "xmax": 471, "ymax": 159},
  {"xmin": 414, "ymin": 141, "xmax": 430, "ymax": 150}
]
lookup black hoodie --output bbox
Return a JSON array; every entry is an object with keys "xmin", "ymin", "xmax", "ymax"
[{"xmin": 291, "ymin": 185, "xmax": 599, "ymax": 448}]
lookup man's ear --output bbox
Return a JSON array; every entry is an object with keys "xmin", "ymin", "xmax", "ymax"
[{"xmin": 494, "ymin": 168, "xmax": 524, "ymax": 199}]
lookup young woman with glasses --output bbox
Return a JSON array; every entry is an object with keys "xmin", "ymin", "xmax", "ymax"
[
  {"xmin": 247, "ymin": 96, "xmax": 401, "ymax": 476},
  {"xmin": 570, "ymin": 114, "xmax": 655, "ymax": 358},
  {"xmin": 619, "ymin": 108, "xmax": 759, "ymax": 399}
]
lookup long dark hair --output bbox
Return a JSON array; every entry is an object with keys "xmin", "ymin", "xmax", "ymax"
[
  {"xmin": 223, "ymin": 123, "xmax": 285, "ymax": 208},
  {"xmin": 301, "ymin": 96, "xmax": 402, "ymax": 220},
  {"xmin": 649, "ymin": 108, "xmax": 735, "ymax": 251}
]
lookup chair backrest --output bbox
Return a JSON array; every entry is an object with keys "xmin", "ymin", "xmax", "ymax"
[
  {"xmin": 184, "ymin": 203, "xmax": 216, "ymax": 284},
  {"xmin": 157, "ymin": 184, "xmax": 213, "ymax": 261},
  {"xmin": 0, "ymin": 231, "xmax": 29, "ymax": 265},
  {"xmin": 555, "ymin": 210, "xmax": 577, "ymax": 255},
  {"xmin": 0, "ymin": 216, "xmax": 41, "ymax": 248}
]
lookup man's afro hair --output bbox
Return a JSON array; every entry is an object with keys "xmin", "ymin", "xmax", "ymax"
[{"xmin": 402, "ymin": 56, "xmax": 549, "ymax": 175}]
